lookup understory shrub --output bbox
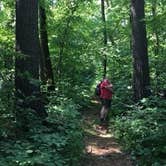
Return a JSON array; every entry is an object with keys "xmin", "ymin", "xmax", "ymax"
[
  {"xmin": 111, "ymin": 96, "xmax": 166, "ymax": 166},
  {"xmin": 0, "ymin": 100, "xmax": 84, "ymax": 166}
]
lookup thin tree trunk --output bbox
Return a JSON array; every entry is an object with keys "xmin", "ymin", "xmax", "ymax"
[
  {"xmin": 105, "ymin": 0, "xmax": 110, "ymax": 7},
  {"xmin": 131, "ymin": 0, "xmax": 150, "ymax": 101},
  {"xmin": 152, "ymin": 1, "xmax": 159, "ymax": 56},
  {"xmin": 152, "ymin": 0, "xmax": 160, "ymax": 93},
  {"xmin": 0, "ymin": 2, "xmax": 2, "ymax": 11},
  {"xmin": 39, "ymin": 3, "xmax": 54, "ymax": 86},
  {"xmin": 101, "ymin": 0, "xmax": 107, "ymax": 78}
]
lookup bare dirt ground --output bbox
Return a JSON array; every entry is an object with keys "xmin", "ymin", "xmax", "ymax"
[{"xmin": 81, "ymin": 101, "xmax": 133, "ymax": 166}]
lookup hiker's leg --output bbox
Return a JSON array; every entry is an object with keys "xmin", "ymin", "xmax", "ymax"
[
  {"xmin": 100, "ymin": 99, "xmax": 107, "ymax": 123},
  {"xmin": 105, "ymin": 100, "xmax": 111, "ymax": 123},
  {"xmin": 103, "ymin": 100, "xmax": 111, "ymax": 124},
  {"xmin": 100, "ymin": 99, "xmax": 104, "ymax": 120},
  {"xmin": 100, "ymin": 105, "xmax": 105, "ymax": 121},
  {"xmin": 100, "ymin": 99, "xmax": 110, "ymax": 125},
  {"xmin": 106, "ymin": 108, "xmax": 111, "ymax": 127},
  {"xmin": 103, "ymin": 106, "xmax": 109, "ymax": 120},
  {"xmin": 100, "ymin": 106, "xmax": 108, "ymax": 127}
]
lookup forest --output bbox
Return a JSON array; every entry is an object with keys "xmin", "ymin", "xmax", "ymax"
[{"xmin": 0, "ymin": 0, "xmax": 165, "ymax": 166}]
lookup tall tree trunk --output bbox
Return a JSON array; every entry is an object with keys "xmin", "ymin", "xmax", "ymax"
[
  {"xmin": 152, "ymin": 1, "xmax": 159, "ymax": 57},
  {"xmin": 15, "ymin": 0, "xmax": 46, "ymax": 117},
  {"xmin": 152, "ymin": 0, "xmax": 160, "ymax": 93},
  {"xmin": 131, "ymin": 0, "xmax": 150, "ymax": 101},
  {"xmin": 101, "ymin": 0, "xmax": 107, "ymax": 78},
  {"xmin": 39, "ymin": 2, "xmax": 54, "ymax": 86}
]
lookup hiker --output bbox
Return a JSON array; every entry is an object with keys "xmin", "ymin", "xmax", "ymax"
[{"xmin": 99, "ymin": 78, "xmax": 113, "ymax": 125}]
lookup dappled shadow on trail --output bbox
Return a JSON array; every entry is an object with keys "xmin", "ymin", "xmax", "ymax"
[
  {"xmin": 81, "ymin": 100, "xmax": 132, "ymax": 166},
  {"xmin": 82, "ymin": 131, "xmax": 132, "ymax": 166}
]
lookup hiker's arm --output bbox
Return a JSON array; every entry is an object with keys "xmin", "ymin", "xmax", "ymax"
[{"xmin": 105, "ymin": 84, "xmax": 113, "ymax": 92}]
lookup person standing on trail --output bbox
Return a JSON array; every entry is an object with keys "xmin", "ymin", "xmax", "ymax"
[{"xmin": 99, "ymin": 78, "xmax": 113, "ymax": 125}]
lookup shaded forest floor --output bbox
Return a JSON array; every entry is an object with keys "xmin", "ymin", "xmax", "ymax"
[{"xmin": 81, "ymin": 99, "xmax": 133, "ymax": 166}]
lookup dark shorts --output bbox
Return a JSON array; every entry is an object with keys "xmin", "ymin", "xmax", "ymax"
[{"xmin": 101, "ymin": 99, "xmax": 111, "ymax": 108}]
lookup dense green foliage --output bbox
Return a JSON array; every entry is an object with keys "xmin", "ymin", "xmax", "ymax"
[
  {"xmin": 0, "ymin": 100, "xmax": 83, "ymax": 166},
  {"xmin": 112, "ymin": 96, "xmax": 166, "ymax": 165},
  {"xmin": 0, "ymin": 0, "xmax": 165, "ymax": 165}
]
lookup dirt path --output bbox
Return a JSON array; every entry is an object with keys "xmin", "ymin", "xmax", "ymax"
[{"xmin": 81, "ymin": 102, "xmax": 132, "ymax": 166}]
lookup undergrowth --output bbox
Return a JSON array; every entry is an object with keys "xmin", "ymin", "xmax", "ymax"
[
  {"xmin": 0, "ymin": 98, "xmax": 84, "ymax": 166},
  {"xmin": 111, "ymin": 96, "xmax": 166, "ymax": 166}
]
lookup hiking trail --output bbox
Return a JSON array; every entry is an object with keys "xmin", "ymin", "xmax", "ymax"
[{"xmin": 81, "ymin": 100, "xmax": 133, "ymax": 166}]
